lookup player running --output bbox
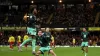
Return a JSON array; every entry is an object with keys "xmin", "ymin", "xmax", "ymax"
[
  {"xmin": 81, "ymin": 28, "xmax": 89, "ymax": 56},
  {"xmin": 18, "ymin": 7, "xmax": 39, "ymax": 55},
  {"xmin": 8, "ymin": 35, "xmax": 15, "ymax": 50},
  {"xmin": 35, "ymin": 29, "xmax": 56, "ymax": 56}
]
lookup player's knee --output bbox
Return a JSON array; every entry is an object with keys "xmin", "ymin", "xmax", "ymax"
[
  {"xmin": 35, "ymin": 54, "xmax": 39, "ymax": 56},
  {"xmin": 81, "ymin": 47, "xmax": 84, "ymax": 50},
  {"xmin": 35, "ymin": 52, "xmax": 39, "ymax": 56},
  {"xmin": 35, "ymin": 51, "xmax": 41, "ymax": 56},
  {"xmin": 49, "ymin": 50, "xmax": 56, "ymax": 56},
  {"xmin": 52, "ymin": 53, "xmax": 56, "ymax": 56}
]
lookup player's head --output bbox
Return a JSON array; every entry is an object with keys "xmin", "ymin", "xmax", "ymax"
[
  {"xmin": 45, "ymin": 27, "xmax": 50, "ymax": 32},
  {"xmin": 38, "ymin": 30, "xmax": 43, "ymax": 36},
  {"xmin": 18, "ymin": 35, "xmax": 20, "ymax": 38},
  {"xmin": 31, "ymin": 7, "xmax": 37, "ymax": 15},
  {"xmin": 83, "ymin": 28, "xmax": 87, "ymax": 32}
]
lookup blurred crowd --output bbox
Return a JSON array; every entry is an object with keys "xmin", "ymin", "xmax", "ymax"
[
  {"xmin": 0, "ymin": 31, "xmax": 100, "ymax": 46},
  {"xmin": 52, "ymin": 31, "xmax": 100, "ymax": 46},
  {"xmin": 0, "ymin": 4, "xmax": 98, "ymax": 27},
  {"xmin": 0, "ymin": 4, "xmax": 100, "ymax": 46},
  {"xmin": 51, "ymin": 4, "xmax": 95, "ymax": 27}
]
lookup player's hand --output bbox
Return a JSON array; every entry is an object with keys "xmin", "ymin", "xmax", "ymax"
[
  {"xmin": 33, "ymin": 8, "xmax": 37, "ymax": 15},
  {"xmin": 81, "ymin": 39, "xmax": 83, "ymax": 41},
  {"xmin": 23, "ymin": 13, "xmax": 28, "ymax": 22}
]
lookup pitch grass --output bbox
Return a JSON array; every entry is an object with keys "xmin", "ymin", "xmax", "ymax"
[{"xmin": 0, "ymin": 46, "xmax": 100, "ymax": 56}]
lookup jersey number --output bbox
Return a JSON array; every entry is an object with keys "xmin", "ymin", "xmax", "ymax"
[{"xmin": 84, "ymin": 35, "xmax": 86, "ymax": 38}]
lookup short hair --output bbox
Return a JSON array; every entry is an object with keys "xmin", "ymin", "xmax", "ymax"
[{"xmin": 38, "ymin": 29, "xmax": 43, "ymax": 32}]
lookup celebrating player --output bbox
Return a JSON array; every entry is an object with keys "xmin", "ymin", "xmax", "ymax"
[
  {"xmin": 81, "ymin": 28, "xmax": 89, "ymax": 56},
  {"xmin": 18, "ymin": 7, "xmax": 39, "ymax": 55},
  {"xmin": 8, "ymin": 35, "xmax": 15, "ymax": 50},
  {"xmin": 35, "ymin": 29, "xmax": 56, "ymax": 56}
]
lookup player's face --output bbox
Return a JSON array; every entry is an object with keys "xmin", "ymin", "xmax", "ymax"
[
  {"xmin": 38, "ymin": 31, "xmax": 42, "ymax": 36},
  {"xmin": 33, "ymin": 8, "xmax": 37, "ymax": 15},
  {"xmin": 83, "ymin": 28, "xmax": 86, "ymax": 32}
]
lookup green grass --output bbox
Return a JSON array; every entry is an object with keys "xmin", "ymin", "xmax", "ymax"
[{"xmin": 0, "ymin": 46, "xmax": 100, "ymax": 56}]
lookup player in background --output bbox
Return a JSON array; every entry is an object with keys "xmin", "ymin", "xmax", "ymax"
[
  {"xmin": 81, "ymin": 28, "xmax": 89, "ymax": 56},
  {"xmin": 23, "ymin": 34, "xmax": 28, "ymax": 50},
  {"xmin": 72, "ymin": 37, "xmax": 76, "ymax": 47},
  {"xmin": 18, "ymin": 7, "xmax": 39, "ymax": 55},
  {"xmin": 50, "ymin": 35, "xmax": 56, "ymax": 48},
  {"xmin": 8, "ymin": 35, "xmax": 15, "ymax": 50},
  {"xmin": 17, "ymin": 35, "xmax": 21, "ymax": 47},
  {"xmin": 35, "ymin": 30, "xmax": 56, "ymax": 56}
]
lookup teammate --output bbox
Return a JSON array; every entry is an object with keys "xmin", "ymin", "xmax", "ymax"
[
  {"xmin": 81, "ymin": 28, "xmax": 89, "ymax": 56},
  {"xmin": 17, "ymin": 35, "xmax": 21, "ymax": 47},
  {"xmin": 23, "ymin": 34, "xmax": 28, "ymax": 50},
  {"xmin": 8, "ymin": 35, "xmax": 15, "ymax": 50},
  {"xmin": 50, "ymin": 35, "xmax": 56, "ymax": 48},
  {"xmin": 35, "ymin": 29, "xmax": 56, "ymax": 56},
  {"xmin": 18, "ymin": 7, "xmax": 39, "ymax": 55}
]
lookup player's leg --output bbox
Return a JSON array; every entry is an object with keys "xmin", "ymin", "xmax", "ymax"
[
  {"xmin": 25, "ymin": 43, "xmax": 28, "ymax": 50},
  {"xmin": 84, "ymin": 46, "xmax": 88, "ymax": 56},
  {"xmin": 30, "ymin": 28, "xmax": 37, "ymax": 54},
  {"xmin": 10, "ymin": 42, "xmax": 13, "ymax": 50},
  {"xmin": 36, "ymin": 47, "xmax": 45, "ymax": 56},
  {"xmin": 19, "ymin": 27, "xmax": 33, "ymax": 47},
  {"xmin": 11, "ymin": 42, "xmax": 14, "ymax": 50},
  {"xmin": 49, "ymin": 49, "xmax": 56, "ymax": 56},
  {"xmin": 18, "ymin": 37, "xmax": 32, "ymax": 51},
  {"xmin": 18, "ymin": 27, "xmax": 34, "ymax": 51},
  {"xmin": 17, "ymin": 42, "xmax": 21, "ymax": 49},
  {"xmin": 73, "ymin": 42, "xmax": 75, "ymax": 47},
  {"xmin": 17, "ymin": 42, "xmax": 19, "ymax": 46},
  {"xmin": 47, "ymin": 46, "xmax": 56, "ymax": 56},
  {"xmin": 85, "ymin": 46, "xmax": 88, "ymax": 53},
  {"xmin": 81, "ymin": 46, "xmax": 85, "ymax": 53},
  {"xmin": 53, "ymin": 42, "xmax": 56, "ymax": 49},
  {"xmin": 32, "ymin": 37, "xmax": 36, "ymax": 55},
  {"xmin": 50, "ymin": 42, "xmax": 53, "ymax": 48},
  {"xmin": 35, "ymin": 51, "xmax": 42, "ymax": 56},
  {"xmin": 9, "ymin": 42, "xmax": 11, "ymax": 49},
  {"xmin": 81, "ymin": 42, "xmax": 85, "ymax": 53},
  {"xmin": 52, "ymin": 42, "xmax": 56, "ymax": 49},
  {"xmin": 20, "ymin": 37, "xmax": 32, "ymax": 47},
  {"xmin": 84, "ymin": 42, "xmax": 88, "ymax": 56},
  {"xmin": 50, "ymin": 42, "xmax": 55, "ymax": 48}
]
